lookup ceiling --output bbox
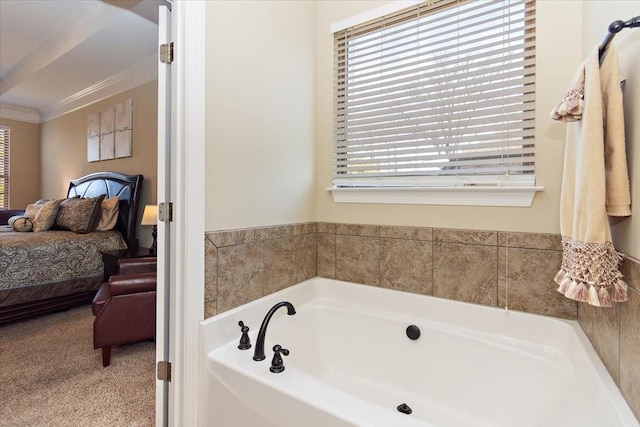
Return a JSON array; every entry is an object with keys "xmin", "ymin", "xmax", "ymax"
[{"xmin": 0, "ymin": 0, "xmax": 163, "ymax": 123}]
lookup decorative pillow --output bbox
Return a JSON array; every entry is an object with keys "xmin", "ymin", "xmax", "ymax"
[
  {"xmin": 8, "ymin": 216, "xmax": 33, "ymax": 232},
  {"xmin": 55, "ymin": 195, "xmax": 105, "ymax": 233},
  {"xmin": 25, "ymin": 203, "xmax": 42, "ymax": 220},
  {"xmin": 33, "ymin": 199, "xmax": 61, "ymax": 232},
  {"xmin": 94, "ymin": 196, "xmax": 120, "ymax": 231}
]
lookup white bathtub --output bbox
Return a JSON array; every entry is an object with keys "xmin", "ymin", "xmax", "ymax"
[{"xmin": 199, "ymin": 278, "xmax": 639, "ymax": 427}]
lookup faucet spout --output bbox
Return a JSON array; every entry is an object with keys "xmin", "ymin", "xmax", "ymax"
[{"xmin": 253, "ymin": 301, "xmax": 296, "ymax": 361}]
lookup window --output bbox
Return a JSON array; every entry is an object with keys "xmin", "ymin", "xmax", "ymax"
[
  {"xmin": 332, "ymin": 0, "xmax": 540, "ymax": 206},
  {"xmin": 0, "ymin": 126, "xmax": 8, "ymax": 209}
]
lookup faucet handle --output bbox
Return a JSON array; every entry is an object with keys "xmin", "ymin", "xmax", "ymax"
[
  {"xmin": 269, "ymin": 344, "xmax": 289, "ymax": 373},
  {"xmin": 237, "ymin": 321, "xmax": 251, "ymax": 350}
]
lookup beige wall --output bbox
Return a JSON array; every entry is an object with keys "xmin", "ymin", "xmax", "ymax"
[
  {"xmin": 1, "ymin": 118, "xmax": 41, "ymax": 209},
  {"xmin": 582, "ymin": 1, "xmax": 640, "ymax": 259},
  {"xmin": 201, "ymin": 1, "xmax": 638, "ymax": 253},
  {"xmin": 40, "ymin": 81, "xmax": 158, "ymax": 247},
  {"xmin": 204, "ymin": 0, "xmax": 316, "ymax": 231},
  {"xmin": 315, "ymin": 0, "xmax": 583, "ymax": 234}
]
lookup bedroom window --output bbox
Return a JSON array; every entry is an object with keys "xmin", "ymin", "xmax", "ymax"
[
  {"xmin": 0, "ymin": 126, "xmax": 8, "ymax": 209},
  {"xmin": 331, "ymin": 0, "xmax": 539, "ymax": 206}
]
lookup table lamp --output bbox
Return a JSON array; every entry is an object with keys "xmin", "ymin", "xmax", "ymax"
[{"xmin": 141, "ymin": 204, "xmax": 158, "ymax": 255}]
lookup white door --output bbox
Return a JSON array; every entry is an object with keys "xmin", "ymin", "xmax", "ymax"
[
  {"xmin": 156, "ymin": 4, "xmax": 171, "ymax": 426},
  {"xmin": 157, "ymin": 2, "xmax": 206, "ymax": 426}
]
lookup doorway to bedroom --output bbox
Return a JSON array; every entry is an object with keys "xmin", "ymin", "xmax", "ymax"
[{"xmin": 0, "ymin": 1, "xmax": 167, "ymax": 425}]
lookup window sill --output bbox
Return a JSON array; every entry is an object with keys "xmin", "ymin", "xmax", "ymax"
[{"xmin": 327, "ymin": 186, "xmax": 544, "ymax": 207}]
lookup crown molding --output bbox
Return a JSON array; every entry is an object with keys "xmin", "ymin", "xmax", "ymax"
[
  {"xmin": 0, "ymin": 104, "xmax": 40, "ymax": 123},
  {"xmin": 39, "ymin": 55, "xmax": 158, "ymax": 122}
]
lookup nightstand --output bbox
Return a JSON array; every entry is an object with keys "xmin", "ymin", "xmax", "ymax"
[{"xmin": 100, "ymin": 247, "xmax": 155, "ymax": 281}]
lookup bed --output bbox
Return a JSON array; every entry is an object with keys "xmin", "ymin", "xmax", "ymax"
[{"xmin": 0, "ymin": 171, "xmax": 143, "ymax": 323}]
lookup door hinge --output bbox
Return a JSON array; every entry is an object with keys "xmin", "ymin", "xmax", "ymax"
[
  {"xmin": 160, "ymin": 42, "xmax": 174, "ymax": 64},
  {"xmin": 157, "ymin": 361, "xmax": 172, "ymax": 382},
  {"xmin": 158, "ymin": 202, "xmax": 173, "ymax": 222}
]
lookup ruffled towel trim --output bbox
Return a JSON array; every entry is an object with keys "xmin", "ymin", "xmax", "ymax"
[
  {"xmin": 550, "ymin": 80, "xmax": 585, "ymax": 122},
  {"xmin": 554, "ymin": 237, "xmax": 628, "ymax": 307}
]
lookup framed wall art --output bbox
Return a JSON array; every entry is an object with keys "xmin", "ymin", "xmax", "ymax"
[{"xmin": 87, "ymin": 99, "xmax": 133, "ymax": 162}]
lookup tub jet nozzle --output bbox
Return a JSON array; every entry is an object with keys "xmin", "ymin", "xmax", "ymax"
[
  {"xmin": 406, "ymin": 325, "xmax": 421, "ymax": 340},
  {"xmin": 397, "ymin": 403, "xmax": 412, "ymax": 414}
]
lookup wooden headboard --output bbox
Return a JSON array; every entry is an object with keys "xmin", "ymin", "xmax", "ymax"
[{"xmin": 67, "ymin": 172, "xmax": 144, "ymax": 249}]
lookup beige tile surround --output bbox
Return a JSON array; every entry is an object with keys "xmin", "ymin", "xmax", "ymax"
[
  {"xmin": 204, "ymin": 221, "xmax": 640, "ymax": 420},
  {"xmin": 578, "ymin": 258, "xmax": 640, "ymax": 421},
  {"xmin": 319, "ymin": 223, "xmax": 577, "ymax": 318},
  {"xmin": 204, "ymin": 223, "xmax": 317, "ymax": 317}
]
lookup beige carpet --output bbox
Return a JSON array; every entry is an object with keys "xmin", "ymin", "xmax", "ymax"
[{"xmin": 0, "ymin": 305, "xmax": 155, "ymax": 427}]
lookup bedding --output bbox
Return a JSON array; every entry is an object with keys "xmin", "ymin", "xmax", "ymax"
[
  {"xmin": 0, "ymin": 230, "xmax": 127, "ymax": 307},
  {"xmin": 23, "ymin": 199, "xmax": 61, "ymax": 232},
  {"xmin": 0, "ymin": 171, "xmax": 143, "ymax": 323},
  {"xmin": 95, "ymin": 196, "xmax": 120, "ymax": 231},
  {"xmin": 55, "ymin": 195, "xmax": 105, "ymax": 233},
  {"xmin": 8, "ymin": 216, "xmax": 33, "ymax": 232}
]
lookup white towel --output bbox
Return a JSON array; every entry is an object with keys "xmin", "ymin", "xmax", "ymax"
[{"xmin": 550, "ymin": 45, "xmax": 631, "ymax": 307}]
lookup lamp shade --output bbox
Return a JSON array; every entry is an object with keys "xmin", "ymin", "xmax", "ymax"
[{"xmin": 141, "ymin": 205, "xmax": 158, "ymax": 226}]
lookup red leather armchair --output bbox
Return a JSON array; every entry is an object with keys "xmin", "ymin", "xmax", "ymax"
[{"xmin": 92, "ymin": 257, "xmax": 157, "ymax": 367}]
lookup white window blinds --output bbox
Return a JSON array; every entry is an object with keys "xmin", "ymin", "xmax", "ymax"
[
  {"xmin": 0, "ymin": 126, "xmax": 9, "ymax": 209},
  {"xmin": 333, "ymin": 0, "xmax": 536, "ymax": 188}
]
